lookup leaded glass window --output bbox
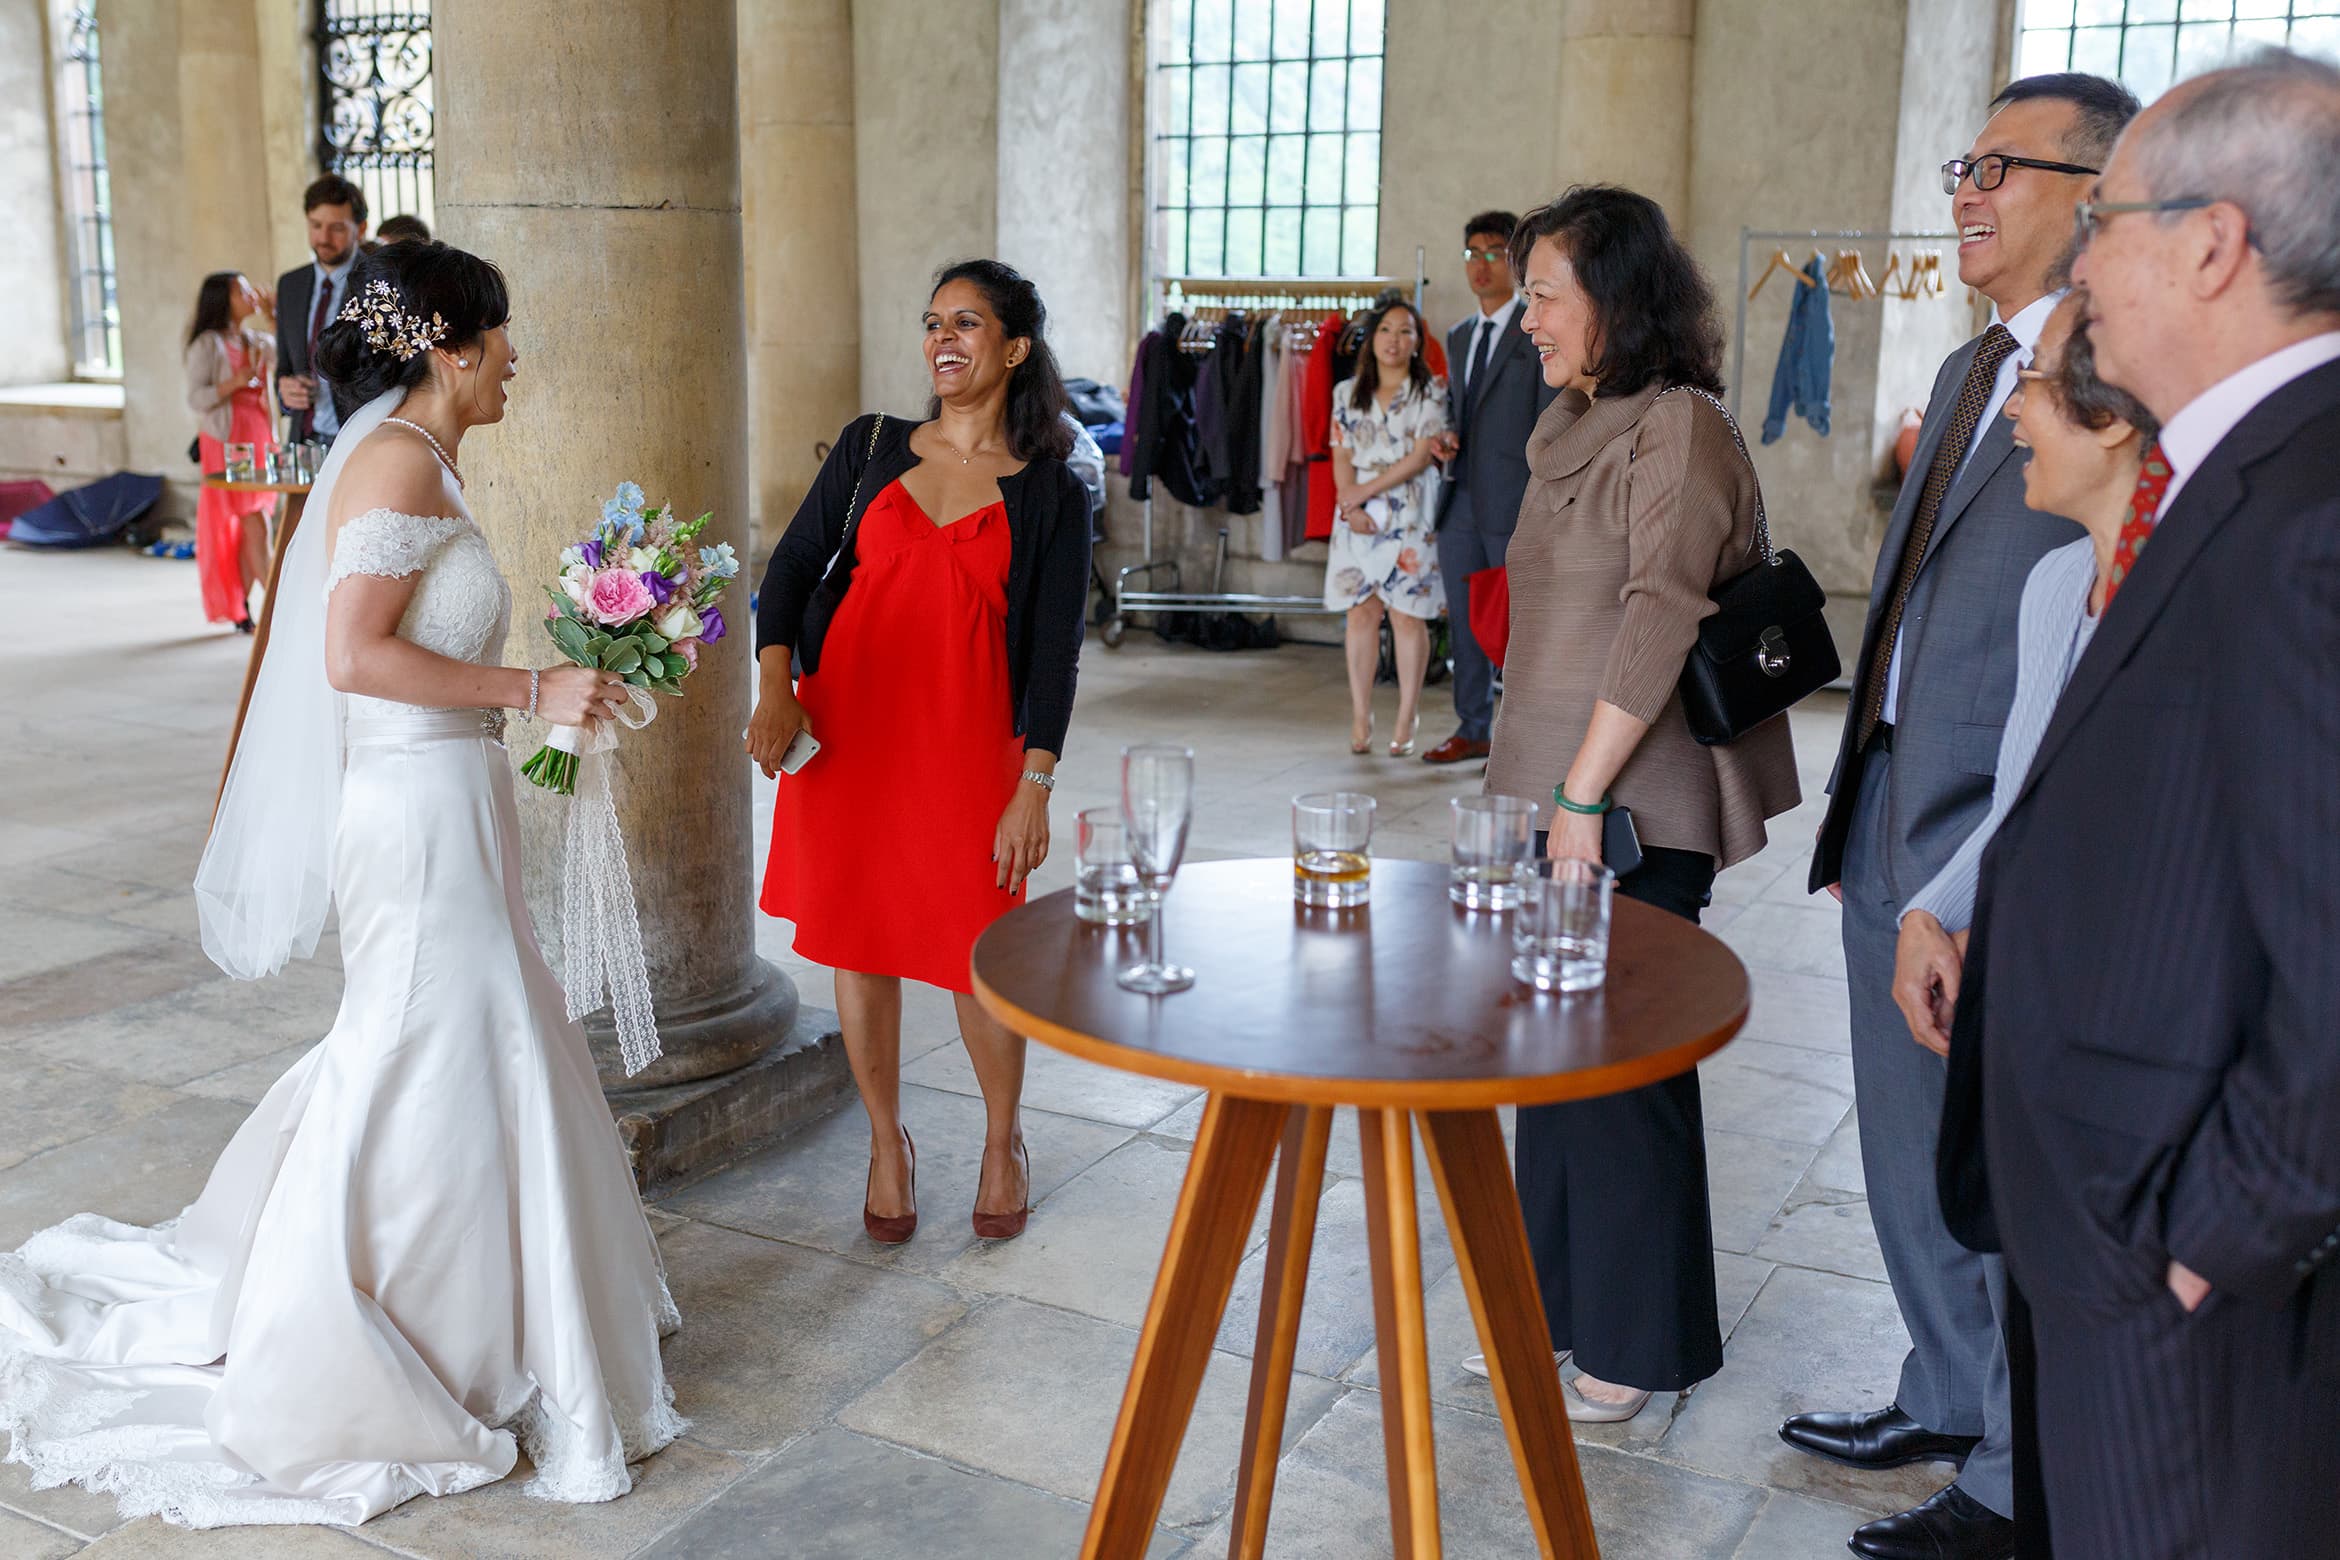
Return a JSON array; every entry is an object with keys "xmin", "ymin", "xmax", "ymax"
[
  {"xmin": 319, "ymin": 0, "xmax": 435, "ymax": 227},
  {"xmin": 56, "ymin": 3, "xmax": 118, "ymax": 377},
  {"xmin": 1153, "ymin": 0, "xmax": 1387, "ymax": 278},
  {"xmin": 2016, "ymin": 0, "xmax": 2340, "ymax": 103}
]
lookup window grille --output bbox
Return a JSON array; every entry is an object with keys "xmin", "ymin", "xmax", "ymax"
[
  {"xmin": 2016, "ymin": 0, "xmax": 2340, "ymax": 104},
  {"xmin": 319, "ymin": 0, "xmax": 435, "ymax": 229},
  {"xmin": 57, "ymin": 3, "xmax": 118, "ymax": 378}
]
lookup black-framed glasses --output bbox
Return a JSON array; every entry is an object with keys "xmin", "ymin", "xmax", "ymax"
[
  {"xmin": 1940, "ymin": 153, "xmax": 2099, "ymax": 195},
  {"xmin": 2072, "ymin": 195, "xmax": 2218, "ymax": 247},
  {"xmin": 1462, "ymin": 246, "xmax": 1506, "ymax": 264}
]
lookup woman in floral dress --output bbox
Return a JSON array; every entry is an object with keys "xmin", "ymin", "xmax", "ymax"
[{"xmin": 1324, "ymin": 300, "xmax": 1451, "ymax": 755}]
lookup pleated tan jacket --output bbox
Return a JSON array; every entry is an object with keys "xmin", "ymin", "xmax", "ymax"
[{"xmin": 1485, "ymin": 382, "xmax": 1800, "ymax": 868}]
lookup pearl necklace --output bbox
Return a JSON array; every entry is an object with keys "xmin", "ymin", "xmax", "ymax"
[{"xmin": 385, "ymin": 417, "xmax": 463, "ymax": 487}]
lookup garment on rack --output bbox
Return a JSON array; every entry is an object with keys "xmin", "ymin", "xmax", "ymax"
[
  {"xmin": 1302, "ymin": 312, "xmax": 1348, "ymax": 542},
  {"xmin": 1257, "ymin": 314, "xmax": 1286, "ymax": 560},
  {"xmin": 1194, "ymin": 321, "xmax": 1232, "ymax": 495},
  {"xmin": 1281, "ymin": 320, "xmax": 1316, "ymax": 552},
  {"xmin": 1125, "ymin": 315, "xmax": 1216, "ymax": 507},
  {"xmin": 1761, "ymin": 254, "xmax": 1834, "ymax": 443},
  {"xmin": 1225, "ymin": 317, "xmax": 1268, "ymax": 515}
]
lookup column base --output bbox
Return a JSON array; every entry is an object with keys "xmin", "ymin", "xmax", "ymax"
[
  {"xmin": 588, "ymin": 956, "xmax": 799, "ymax": 1091},
  {"xmin": 606, "ymin": 1003, "xmax": 853, "ymax": 1197}
]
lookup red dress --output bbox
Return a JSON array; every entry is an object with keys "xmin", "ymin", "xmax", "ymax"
[
  {"xmin": 759, "ymin": 478, "xmax": 1025, "ymax": 993},
  {"xmin": 195, "ymin": 336, "xmax": 277, "ymax": 624}
]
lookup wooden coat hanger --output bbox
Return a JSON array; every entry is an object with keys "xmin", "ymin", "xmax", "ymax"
[{"xmin": 1747, "ymin": 248, "xmax": 1817, "ymax": 300}]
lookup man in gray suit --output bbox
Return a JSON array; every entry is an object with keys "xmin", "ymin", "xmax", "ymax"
[
  {"xmin": 1790, "ymin": 72, "xmax": 2139, "ymax": 1560},
  {"xmin": 1422, "ymin": 211, "xmax": 1557, "ymax": 766}
]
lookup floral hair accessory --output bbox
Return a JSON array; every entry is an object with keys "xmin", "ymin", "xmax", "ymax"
[{"xmin": 338, "ymin": 278, "xmax": 448, "ymax": 361}]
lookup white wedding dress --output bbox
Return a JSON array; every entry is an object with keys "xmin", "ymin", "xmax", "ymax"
[{"xmin": 0, "ymin": 476, "xmax": 685, "ymax": 1527}]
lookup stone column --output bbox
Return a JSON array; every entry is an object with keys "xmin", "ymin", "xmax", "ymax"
[
  {"xmin": 1558, "ymin": 0, "xmax": 1695, "ymax": 221},
  {"xmin": 433, "ymin": 0, "xmax": 798, "ymax": 1094},
  {"xmin": 739, "ymin": 0, "xmax": 862, "ymax": 556}
]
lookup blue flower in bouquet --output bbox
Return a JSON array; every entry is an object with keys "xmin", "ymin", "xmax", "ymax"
[
  {"xmin": 696, "ymin": 542, "xmax": 740, "ymax": 581},
  {"xmin": 641, "ymin": 570, "xmax": 677, "ymax": 605},
  {"xmin": 699, "ymin": 605, "xmax": 728, "ymax": 644},
  {"xmin": 601, "ymin": 481, "xmax": 648, "ymax": 540}
]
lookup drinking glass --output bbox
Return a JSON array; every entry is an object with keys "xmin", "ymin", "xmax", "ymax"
[
  {"xmin": 1292, "ymin": 792, "xmax": 1375, "ymax": 908},
  {"xmin": 1512, "ymin": 858, "xmax": 1615, "ymax": 993},
  {"xmin": 1117, "ymin": 744, "xmax": 1196, "ymax": 994},
  {"xmin": 1449, "ymin": 795, "xmax": 1536, "ymax": 910},
  {"xmin": 1074, "ymin": 807, "xmax": 1147, "ymax": 927},
  {"xmin": 224, "ymin": 442, "xmax": 256, "ymax": 482}
]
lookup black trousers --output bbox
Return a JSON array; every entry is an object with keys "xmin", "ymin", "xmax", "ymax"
[{"xmin": 1514, "ymin": 842, "xmax": 1723, "ymax": 1390}]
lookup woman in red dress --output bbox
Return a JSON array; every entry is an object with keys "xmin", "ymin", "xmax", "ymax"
[
  {"xmin": 748, "ymin": 260, "xmax": 1092, "ymax": 1246},
  {"xmin": 184, "ymin": 271, "xmax": 278, "ymax": 631}
]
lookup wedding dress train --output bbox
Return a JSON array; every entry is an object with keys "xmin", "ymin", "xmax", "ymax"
[{"xmin": 0, "ymin": 494, "xmax": 684, "ymax": 1527}]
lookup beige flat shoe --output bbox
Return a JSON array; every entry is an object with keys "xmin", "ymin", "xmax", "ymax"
[{"xmin": 1561, "ymin": 1375, "xmax": 1652, "ymax": 1424}]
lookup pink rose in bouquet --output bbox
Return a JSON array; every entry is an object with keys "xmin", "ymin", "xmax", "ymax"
[{"xmin": 584, "ymin": 567, "xmax": 657, "ymax": 625}]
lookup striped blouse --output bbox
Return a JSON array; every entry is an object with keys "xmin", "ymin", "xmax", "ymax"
[{"xmin": 1903, "ymin": 537, "xmax": 2101, "ymax": 933}]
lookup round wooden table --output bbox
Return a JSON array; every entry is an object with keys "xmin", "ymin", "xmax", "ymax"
[
  {"xmin": 972, "ymin": 857, "xmax": 1751, "ymax": 1560},
  {"xmin": 202, "ymin": 478, "xmax": 311, "ymax": 820}
]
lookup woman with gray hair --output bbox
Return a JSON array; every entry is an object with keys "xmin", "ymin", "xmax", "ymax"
[{"xmin": 1890, "ymin": 291, "xmax": 2158, "ymax": 1051}]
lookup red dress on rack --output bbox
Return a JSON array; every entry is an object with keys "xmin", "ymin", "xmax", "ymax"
[
  {"xmin": 1301, "ymin": 313, "xmax": 1346, "ymax": 542},
  {"xmin": 759, "ymin": 478, "xmax": 1026, "ymax": 994}
]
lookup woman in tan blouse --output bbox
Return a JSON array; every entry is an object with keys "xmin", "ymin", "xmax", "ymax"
[{"xmin": 1480, "ymin": 187, "xmax": 1800, "ymax": 1422}]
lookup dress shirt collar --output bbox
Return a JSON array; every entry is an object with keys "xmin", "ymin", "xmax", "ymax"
[
  {"xmin": 2156, "ymin": 330, "xmax": 2340, "ymax": 512},
  {"xmin": 1471, "ymin": 294, "xmax": 1521, "ymax": 339},
  {"xmin": 315, "ymin": 253, "xmax": 356, "ymax": 300},
  {"xmin": 1994, "ymin": 290, "xmax": 2062, "ymax": 360}
]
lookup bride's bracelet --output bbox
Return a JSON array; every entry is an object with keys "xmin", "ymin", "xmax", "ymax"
[{"xmin": 525, "ymin": 669, "xmax": 540, "ymax": 721}]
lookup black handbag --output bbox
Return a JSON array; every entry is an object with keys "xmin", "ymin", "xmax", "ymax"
[{"xmin": 1661, "ymin": 388, "xmax": 1841, "ymax": 745}]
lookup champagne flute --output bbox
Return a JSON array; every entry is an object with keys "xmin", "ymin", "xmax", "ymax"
[{"xmin": 1117, "ymin": 743, "xmax": 1195, "ymax": 994}]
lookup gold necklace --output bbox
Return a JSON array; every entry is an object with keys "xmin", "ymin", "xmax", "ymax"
[{"xmin": 933, "ymin": 429, "xmax": 1002, "ymax": 466}]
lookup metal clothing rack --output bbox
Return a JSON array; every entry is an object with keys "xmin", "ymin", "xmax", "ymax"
[
  {"xmin": 1106, "ymin": 252, "xmax": 1428, "ymax": 647},
  {"xmin": 1728, "ymin": 228, "xmax": 1961, "ymax": 417}
]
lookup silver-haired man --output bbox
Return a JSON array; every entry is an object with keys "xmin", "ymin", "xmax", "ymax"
[{"xmin": 1937, "ymin": 49, "xmax": 2340, "ymax": 1559}]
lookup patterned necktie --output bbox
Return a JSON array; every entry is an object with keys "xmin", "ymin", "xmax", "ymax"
[
  {"xmin": 2102, "ymin": 440, "xmax": 2171, "ymax": 608},
  {"xmin": 1855, "ymin": 322, "xmax": 2022, "ymax": 750}
]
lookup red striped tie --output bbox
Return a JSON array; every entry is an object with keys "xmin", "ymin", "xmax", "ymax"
[{"xmin": 2103, "ymin": 440, "xmax": 2171, "ymax": 608}]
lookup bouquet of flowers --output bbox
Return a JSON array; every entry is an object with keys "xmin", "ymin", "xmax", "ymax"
[{"xmin": 519, "ymin": 480, "xmax": 742, "ymax": 794}]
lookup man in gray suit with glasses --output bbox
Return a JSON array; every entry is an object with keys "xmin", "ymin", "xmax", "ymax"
[
  {"xmin": 1791, "ymin": 72, "xmax": 2139, "ymax": 1560},
  {"xmin": 1423, "ymin": 210, "xmax": 1556, "ymax": 767}
]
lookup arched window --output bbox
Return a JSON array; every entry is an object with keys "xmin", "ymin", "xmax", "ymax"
[
  {"xmin": 2016, "ymin": 0, "xmax": 2340, "ymax": 103},
  {"xmin": 55, "ymin": 2, "xmax": 118, "ymax": 377},
  {"xmin": 1151, "ymin": 0, "xmax": 1387, "ymax": 279},
  {"xmin": 318, "ymin": 0, "xmax": 435, "ymax": 228}
]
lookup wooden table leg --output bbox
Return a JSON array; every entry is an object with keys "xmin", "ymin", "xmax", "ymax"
[
  {"xmin": 1083, "ymin": 1092, "xmax": 1288, "ymax": 1560},
  {"xmin": 1229, "ymin": 1103, "xmax": 1333, "ymax": 1559},
  {"xmin": 212, "ymin": 491, "xmax": 306, "ymax": 828},
  {"xmin": 1418, "ymin": 1108, "xmax": 1601, "ymax": 1559},
  {"xmin": 1359, "ymin": 1107, "xmax": 1442, "ymax": 1559}
]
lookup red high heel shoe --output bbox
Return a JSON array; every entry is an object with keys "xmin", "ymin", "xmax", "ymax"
[
  {"xmin": 862, "ymin": 1126, "xmax": 917, "ymax": 1245},
  {"xmin": 971, "ymin": 1139, "xmax": 1032, "ymax": 1241}
]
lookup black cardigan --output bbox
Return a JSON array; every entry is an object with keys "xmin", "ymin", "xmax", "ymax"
[{"xmin": 755, "ymin": 414, "xmax": 1092, "ymax": 755}]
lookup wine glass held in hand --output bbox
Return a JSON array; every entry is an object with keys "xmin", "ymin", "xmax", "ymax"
[{"xmin": 1117, "ymin": 743, "xmax": 1196, "ymax": 995}]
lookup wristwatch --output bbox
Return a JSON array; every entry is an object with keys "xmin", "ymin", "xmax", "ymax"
[{"xmin": 1020, "ymin": 769, "xmax": 1057, "ymax": 792}]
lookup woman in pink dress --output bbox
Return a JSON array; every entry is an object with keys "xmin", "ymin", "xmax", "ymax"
[{"xmin": 185, "ymin": 271, "xmax": 278, "ymax": 631}]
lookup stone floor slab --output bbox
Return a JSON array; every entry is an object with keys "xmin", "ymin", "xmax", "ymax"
[
  {"xmin": 1731, "ymin": 1487, "xmax": 1878, "ymax": 1557},
  {"xmin": 1705, "ymin": 1128, "xmax": 1819, "ymax": 1257},
  {"xmin": 0, "ymin": 1458, "xmax": 129, "ymax": 1543},
  {"xmin": 936, "ymin": 1134, "xmax": 1268, "ymax": 1330},
  {"xmin": 1698, "ymin": 1041, "xmax": 1858, "ymax": 1147},
  {"xmin": 899, "ymin": 1040, "xmax": 1201, "ymax": 1132},
  {"xmin": 70, "ymin": 1523, "xmax": 385, "ymax": 1557},
  {"xmin": 1188, "ymin": 1390, "xmax": 1766, "ymax": 1559},
  {"xmin": 1739, "ymin": 966, "xmax": 1853, "ymax": 1056},
  {"xmin": 1753, "ymin": 1195, "xmax": 1888, "ymax": 1285},
  {"xmin": 637, "ymin": 1426, "xmax": 1183, "ymax": 1560},
  {"xmin": 650, "ymin": 1220, "xmax": 969, "ymax": 1457},
  {"xmin": 8, "ymin": 960, "xmax": 345, "ymax": 1089},
  {"xmin": 0, "ymin": 906, "xmax": 156, "ymax": 987},
  {"xmin": 1805, "ymin": 1109, "xmax": 1865, "ymax": 1197},
  {"xmin": 0, "ymin": 1094, "xmax": 253, "ymax": 1249},
  {"xmin": 360, "ymin": 1437, "xmax": 748, "ymax": 1559},
  {"xmin": 1656, "ymin": 1265, "xmax": 1949, "ymax": 1517},
  {"xmin": 655, "ymin": 1084, "xmax": 1132, "ymax": 1278},
  {"xmin": 0, "ymin": 1508, "xmax": 81, "ymax": 1560},
  {"xmin": 1214, "ymin": 1174, "xmax": 1456, "ymax": 1380},
  {"xmin": 0, "ymin": 1051, "xmax": 181, "ymax": 1175},
  {"xmin": 838, "ymin": 1295, "xmax": 1343, "ymax": 1530}
]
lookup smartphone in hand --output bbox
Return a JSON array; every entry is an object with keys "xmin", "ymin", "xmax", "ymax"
[{"xmin": 777, "ymin": 728, "xmax": 821, "ymax": 775}]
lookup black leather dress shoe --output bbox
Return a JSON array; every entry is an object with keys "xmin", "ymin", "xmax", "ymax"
[
  {"xmin": 1847, "ymin": 1484, "xmax": 2015, "ymax": 1560},
  {"xmin": 1779, "ymin": 1404, "xmax": 1981, "ymax": 1471}
]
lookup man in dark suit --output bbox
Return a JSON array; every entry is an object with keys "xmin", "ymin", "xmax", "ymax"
[
  {"xmin": 1792, "ymin": 73, "xmax": 2139, "ymax": 1560},
  {"xmin": 1422, "ymin": 210, "xmax": 1556, "ymax": 767},
  {"xmin": 1939, "ymin": 53, "xmax": 2340, "ymax": 1557},
  {"xmin": 275, "ymin": 174, "xmax": 370, "ymax": 445}
]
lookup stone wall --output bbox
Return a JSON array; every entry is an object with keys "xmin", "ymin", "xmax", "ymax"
[{"xmin": 2, "ymin": 0, "xmax": 68, "ymax": 388}]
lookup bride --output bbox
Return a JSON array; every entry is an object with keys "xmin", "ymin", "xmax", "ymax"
[{"xmin": 0, "ymin": 240, "xmax": 685, "ymax": 1527}]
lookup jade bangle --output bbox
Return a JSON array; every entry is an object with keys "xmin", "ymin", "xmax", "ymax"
[{"xmin": 1552, "ymin": 786, "xmax": 1612, "ymax": 816}]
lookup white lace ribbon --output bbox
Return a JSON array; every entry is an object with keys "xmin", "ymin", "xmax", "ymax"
[{"xmin": 546, "ymin": 688, "xmax": 663, "ymax": 1077}]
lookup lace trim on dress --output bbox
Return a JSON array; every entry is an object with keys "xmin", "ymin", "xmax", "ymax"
[
  {"xmin": 325, "ymin": 508, "xmax": 469, "ymax": 600},
  {"xmin": 505, "ymin": 1368, "xmax": 689, "ymax": 1506}
]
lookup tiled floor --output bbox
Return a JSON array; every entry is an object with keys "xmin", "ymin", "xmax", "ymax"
[{"xmin": 0, "ymin": 547, "xmax": 1939, "ymax": 1557}]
